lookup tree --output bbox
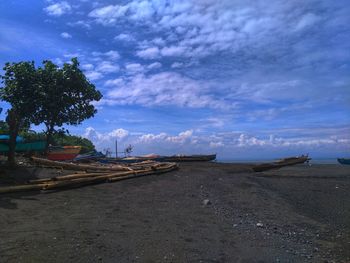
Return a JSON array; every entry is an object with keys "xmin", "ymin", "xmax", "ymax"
[
  {"xmin": 52, "ymin": 133, "xmax": 95, "ymax": 154},
  {"xmin": 0, "ymin": 61, "xmax": 39, "ymax": 165},
  {"xmin": 34, "ymin": 58, "xmax": 102, "ymax": 151}
]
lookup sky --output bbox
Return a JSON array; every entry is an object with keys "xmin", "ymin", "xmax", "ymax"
[{"xmin": 0, "ymin": 0, "xmax": 349, "ymax": 159}]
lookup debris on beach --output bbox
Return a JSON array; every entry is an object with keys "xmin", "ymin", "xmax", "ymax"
[
  {"xmin": 256, "ymin": 222, "xmax": 264, "ymax": 228},
  {"xmin": 203, "ymin": 199, "xmax": 211, "ymax": 206}
]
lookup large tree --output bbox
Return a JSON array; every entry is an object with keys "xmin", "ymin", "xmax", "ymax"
[
  {"xmin": 35, "ymin": 58, "xmax": 102, "ymax": 151},
  {"xmin": 0, "ymin": 61, "xmax": 39, "ymax": 165}
]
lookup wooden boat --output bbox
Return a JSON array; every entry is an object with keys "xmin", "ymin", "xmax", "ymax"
[
  {"xmin": 162, "ymin": 154, "xmax": 217, "ymax": 162},
  {"xmin": 47, "ymin": 146, "xmax": 81, "ymax": 161},
  {"xmin": 73, "ymin": 151, "xmax": 105, "ymax": 162},
  {"xmin": 103, "ymin": 154, "xmax": 217, "ymax": 163},
  {"xmin": 337, "ymin": 158, "xmax": 350, "ymax": 165},
  {"xmin": 252, "ymin": 154, "xmax": 310, "ymax": 172}
]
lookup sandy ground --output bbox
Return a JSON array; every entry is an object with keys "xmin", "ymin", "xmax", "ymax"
[{"xmin": 0, "ymin": 162, "xmax": 349, "ymax": 263}]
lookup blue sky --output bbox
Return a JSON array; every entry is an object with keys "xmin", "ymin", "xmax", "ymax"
[{"xmin": 0, "ymin": 0, "xmax": 349, "ymax": 159}]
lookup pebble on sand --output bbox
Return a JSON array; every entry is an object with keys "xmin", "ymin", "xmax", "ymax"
[{"xmin": 203, "ymin": 199, "xmax": 211, "ymax": 206}]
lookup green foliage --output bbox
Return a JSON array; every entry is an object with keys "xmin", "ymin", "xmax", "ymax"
[
  {"xmin": 0, "ymin": 121, "xmax": 9, "ymax": 134},
  {"xmin": 0, "ymin": 61, "xmax": 40, "ymax": 163},
  {"xmin": 52, "ymin": 134, "xmax": 95, "ymax": 154},
  {"xmin": 18, "ymin": 130, "xmax": 46, "ymax": 142},
  {"xmin": 0, "ymin": 61, "xmax": 39, "ymax": 119},
  {"xmin": 35, "ymin": 58, "xmax": 102, "ymax": 128},
  {"xmin": 0, "ymin": 58, "xmax": 102, "ymax": 162}
]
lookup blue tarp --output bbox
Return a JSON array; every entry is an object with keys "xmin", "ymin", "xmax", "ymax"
[{"xmin": 0, "ymin": 135, "xmax": 24, "ymax": 142}]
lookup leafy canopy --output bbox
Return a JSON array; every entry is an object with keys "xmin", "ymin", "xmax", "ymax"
[
  {"xmin": 0, "ymin": 61, "xmax": 39, "ymax": 123},
  {"xmin": 35, "ymin": 58, "xmax": 102, "ymax": 129}
]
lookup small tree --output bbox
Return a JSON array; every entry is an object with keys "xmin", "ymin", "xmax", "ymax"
[
  {"xmin": 0, "ymin": 62, "xmax": 39, "ymax": 165},
  {"xmin": 34, "ymin": 58, "xmax": 102, "ymax": 151},
  {"xmin": 124, "ymin": 144, "xmax": 133, "ymax": 157}
]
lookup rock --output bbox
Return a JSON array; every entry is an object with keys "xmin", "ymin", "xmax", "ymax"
[
  {"xmin": 256, "ymin": 222, "xmax": 264, "ymax": 228},
  {"xmin": 203, "ymin": 199, "xmax": 211, "ymax": 206}
]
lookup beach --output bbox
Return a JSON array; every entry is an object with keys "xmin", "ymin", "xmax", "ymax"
[{"xmin": 0, "ymin": 162, "xmax": 349, "ymax": 262}]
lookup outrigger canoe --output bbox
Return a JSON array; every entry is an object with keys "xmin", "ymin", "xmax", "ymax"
[
  {"xmin": 161, "ymin": 154, "xmax": 217, "ymax": 162},
  {"xmin": 252, "ymin": 154, "xmax": 311, "ymax": 172},
  {"xmin": 337, "ymin": 158, "xmax": 350, "ymax": 165},
  {"xmin": 98, "ymin": 154, "xmax": 217, "ymax": 164},
  {"xmin": 47, "ymin": 146, "xmax": 81, "ymax": 161}
]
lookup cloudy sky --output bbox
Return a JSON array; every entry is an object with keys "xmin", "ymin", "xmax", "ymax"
[{"xmin": 0, "ymin": 0, "xmax": 349, "ymax": 159}]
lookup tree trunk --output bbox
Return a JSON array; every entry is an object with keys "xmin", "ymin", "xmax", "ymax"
[
  {"xmin": 44, "ymin": 124, "xmax": 55, "ymax": 155},
  {"xmin": 6, "ymin": 110, "xmax": 20, "ymax": 166}
]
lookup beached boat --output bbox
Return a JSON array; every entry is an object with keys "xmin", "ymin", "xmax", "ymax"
[
  {"xmin": 99, "ymin": 154, "xmax": 217, "ymax": 163},
  {"xmin": 252, "ymin": 154, "xmax": 310, "ymax": 172},
  {"xmin": 73, "ymin": 151, "xmax": 105, "ymax": 162},
  {"xmin": 162, "ymin": 154, "xmax": 217, "ymax": 162},
  {"xmin": 337, "ymin": 158, "xmax": 350, "ymax": 165},
  {"xmin": 47, "ymin": 146, "xmax": 81, "ymax": 161}
]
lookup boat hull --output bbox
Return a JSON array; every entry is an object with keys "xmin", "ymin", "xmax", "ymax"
[
  {"xmin": 337, "ymin": 158, "xmax": 350, "ymax": 165},
  {"xmin": 47, "ymin": 146, "xmax": 81, "ymax": 161},
  {"xmin": 100, "ymin": 154, "xmax": 217, "ymax": 163},
  {"xmin": 162, "ymin": 154, "xmax": 217, "ymax": 162},
  {"xmin": 252, "ymin": 155, "xmax": 310, "ymax": 172}
]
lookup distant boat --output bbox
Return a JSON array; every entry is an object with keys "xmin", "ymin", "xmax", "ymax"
[
  {"xmin": 337, "ymin": 158, "xmax": 350, "ymax": 165},
  {"xmin": 252, "ymin": 154, "xmax": 310, "ymax": 172},
  {"xmin": 162, "ymin": 154, "xmax": 217, "ymax": 162},
  {"xmin": 47, "ymin": 146, "xmax": 81, "ymax": 161},
  {"xmin": 100, "ymin": 154, "xmax": 217, "ymax": 163}
]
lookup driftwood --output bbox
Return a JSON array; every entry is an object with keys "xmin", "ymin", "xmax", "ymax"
[{"xmin": 0, "ymin": 161, "xmax": 178, "ymax": 194}]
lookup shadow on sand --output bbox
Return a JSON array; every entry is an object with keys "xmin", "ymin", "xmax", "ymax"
[{"xmin": 0, "ymin": 165, "xmax": 44, "ymax": 210}]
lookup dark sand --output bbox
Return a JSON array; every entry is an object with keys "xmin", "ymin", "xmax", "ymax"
[{"xmin": 0, "ymin": 162, "xmax": 349, "ymax": 262}]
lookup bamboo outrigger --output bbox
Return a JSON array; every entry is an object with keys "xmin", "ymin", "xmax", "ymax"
[{"xmin": 0, "ymin": 158, "xmax": 178, "ymax": 194}]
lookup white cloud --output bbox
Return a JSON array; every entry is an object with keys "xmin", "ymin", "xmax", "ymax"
[
  {"xmin": 67, "ymin": 20, "xmax": 91, "ymax": 29},
  {"xmin": 295, "ymin": 13, "xmax": 321, "ymax": 31},
  {"xmin": 88, "ymin": 5, "xmax": 129, "ymax": 25},
  {"xmin": 44, "ymin": 1, "xmax": 71, "ymax": 16},
  {"xmin": 81, "ymin": 63, "xmax": 94, "ymax": 71},
  {"xmin": 171, "ymin": 62, "xmax": 184, "ymax": 68},
  {"xmin": 108, "ymin": 128, "xmax": 129, "ymax": 139},
  {"xmin": 125, "ymin": 63, "xmax": 144, "ymax": 74},
  {"xmin": 161, "ymin": 46, "xmax": 187, "ymax": 57},
  {"xmin": 147, "ymin": 62, "xmax": 162, "ymax": 69},
  {"xmin": 104, "ymin": 71, "xmax": 230, "ymax": 109},
  {"xmin": 136, "ymin": 47, "xmax": 160, "ymax": 59},
  {"xmin": 87, "ymin": 0, "xmax": 327, "ymax": 61},
  {"xmin": 81, "ymin": 126, "xmax": 350, "ymax": 157},
  {"xmin": 96, "ymin": 61, "xmax": 120, "ymax": 73},
  {"xmin": 104, "ymin": 50, "xmax": 120, "ymax": 60},
  {"xmin": 114, "ymin": 33, "xmax": 135, "ymax": 42},
  {"xmin": 60, "ymin": 32, "xmax": 72, "ymax": 39},
  {"xmin": 92, "ymin": 50, "xmax": 120, "ymax": 60},
  {"xmin": 210, "ymin": 141, "xmax": 224, "ymax": 148},
  {"xmin": 85, "ymin": 71, "xmax": 103, "ymax": 81},
  {"xmin": 104, "ymin": 78, "xmax": 124, "ymax": 87}
]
